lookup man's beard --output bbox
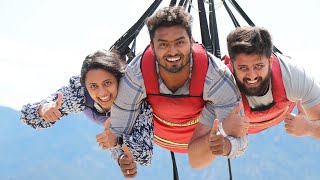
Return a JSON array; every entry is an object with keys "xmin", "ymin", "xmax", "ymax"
[
  {"xmin": 155, "ymin": 54, "xmax": 191, "ymax": 74},
  {"xmin": 156, "ymin": 55, "xmax": 190, "ymax": 73},
  {"xmin": 154, "ymin": 46, "xmax": 192, "ymax": 74},
  {"xmin": 235, "ymin": 66, "xmax": 271, "ymax": 96}
]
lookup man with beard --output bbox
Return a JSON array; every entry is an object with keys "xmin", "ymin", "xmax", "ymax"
[
  {"xmin": 222, "ymin": 26, "xmax": 320, "ymax": 138},
  {"xmin": 107, "ymin": 6, "xmax": 248, "ymax": 172}
]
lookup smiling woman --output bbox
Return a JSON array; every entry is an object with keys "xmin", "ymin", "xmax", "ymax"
[
  {"xmin": 19, "ymin": 49, "xmax": 154, "ymax": 176},
  {"xmin": 80, "ymin": 50, "xmax": 123, "ymax": 113},
  {"xmin": 85, "ymin": 69, "xmax": 118, "ymax": 111},
  {"xmin": 21, "ymin": 50, "xmax": 126, "ymax": 127}
]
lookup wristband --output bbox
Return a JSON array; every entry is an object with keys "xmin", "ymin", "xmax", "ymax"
[
  {"xmin": 118, "ymin": 153, "xmax": 125, "ymax": 165},
  {"xmin": 218, "ymin": 122, "xmax": 228, "ymax": 137},
  {"xmin": 117, "ymin": 137, "xmax": 123, "ymax": 146}
]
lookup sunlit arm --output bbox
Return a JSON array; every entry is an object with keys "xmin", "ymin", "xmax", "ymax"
[
  {"xmin": 188, "ymin": 122, "xmax": 231, "ymax": 168},
  {"xmin": 285, "ymin": 102, "xmax": 320, "ymax": 139},
  {"xmin": 306, "ymin": 104, "xmax": 320, "ymax": 139}
]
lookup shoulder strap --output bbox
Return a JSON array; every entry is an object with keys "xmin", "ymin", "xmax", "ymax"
[
  {"xmin": 189, "ymin": 43, "xmax": 209, "ymax": 96},
  {"xmin": 141, "ymin": 45, "xmax": 160, "ymax": 94},
  {"xmin": 270, "ymin": 53, "xmax": 287, "ymax": 102}
]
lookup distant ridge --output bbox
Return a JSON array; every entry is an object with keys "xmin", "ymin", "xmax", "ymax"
[{"xmin": 0, "ymin": 106, "xmax": 319, "ymax": 180}]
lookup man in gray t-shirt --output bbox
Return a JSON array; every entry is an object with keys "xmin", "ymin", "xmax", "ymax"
[
  {"xmin": 222, "ymin": 26, "xmax": 320, "ymax": 139},
  {"xmin": 109, "ymin": 6, "xmax": 248, "ymax": 171}
]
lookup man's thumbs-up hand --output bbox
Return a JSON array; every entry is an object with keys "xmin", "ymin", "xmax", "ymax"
[
  {"xmin": 221, "ymin": 103, "xmax": 249, "ymax": 137},
  {"xmin": 284, "ymin": 100, "xmax": 312, "ymax": 136},
  {"xmin": 208, "ymin": 119, "xmax": 225, "ymax": 156}
]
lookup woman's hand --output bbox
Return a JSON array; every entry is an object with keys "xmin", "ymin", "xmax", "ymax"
[
  {"xmin": 96, "ymin": 118, "xmax": 118, "ymax": 150},
  {"xmin": 38, "ymin": 92, "xmax": 63, "ymax": 122},
  {"xmin": 119, "ymin": 144, "xmax": 137, "ymax": 178}
]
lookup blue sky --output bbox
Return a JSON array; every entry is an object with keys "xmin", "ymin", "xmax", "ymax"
[{"xmin": 1, "ymin": 0, "xmax": 319, "ymax": 110}]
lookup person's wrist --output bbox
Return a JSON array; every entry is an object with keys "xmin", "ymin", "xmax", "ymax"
[
  {"xmin": 307, "ymin": 120, "xmax": 317, "ymax": 137},
  {"xmin": 219, "ymin": 122, "xmax": 228, "ymax": 137},
  {"xmin": 109, "ymin": 133, "xmax": 121, "ymax": 147},
  {"xmin": 223, "ymin": 137, "xmax": 231, "ymax": 156},
  {"xmin": 117, "ymin": 136, "xmax": 123, "ymax": 146},
  {"xmin": 118, "ymin": 153, "xmax": 125, "ymax": 165},
  {"xmin": 38, "ymin": 105, "xmax": 44, "ymax": 117},
  {"xmin": 38, "ymin": 102, "xmax": 54, "ymax": 118}
]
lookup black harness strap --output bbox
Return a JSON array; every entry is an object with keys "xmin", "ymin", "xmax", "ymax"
[
  {"xmin": 227, "ymin": 0, "xmax": 283, "ymax": 54},
  {"xmin": 128, "ymin": 35, "xmax": 137, "ymax": 62},
  {"xmin": 170, "ymin": 151, "xmax": 179, "ymax": 180},
  {"xmin": 170, "ymin": 0, "xmax": 178, "ymax": 6},
  {"xmin": 272, "ymin": 45, "xmax": 283, "ymax": 54},
  {"xmin": 222, "ymin": 0, "xmax": 240, "ymax": 27},
  {"xmin": 187, "ymin": 0, "xmax": 192, "ymax": 12},
  {"xmin": 228, "ymin": 0, "xmax": 255, "ymax": 26},
  {"xmin": 209, "ymin": 0, "xmax": 221, "ymax": 58},
  {"xmin": 183, "ymin": 0, "xmax": 190, "ymax": 8},
  {"xmin": 109, "ymin": 0, "xmax": 162, "ymax": 59},
  {"xmin": 178, "ymin": 0, "xmax": 186, "ymax": 6},
  {"xmin": 197, "ymin": 0, "xmax": 213, "ymax": 53},
  {"xmin": 228, "ymin": 158, "xmax": 233, "ymax": 180},
  {"xmin": 188, "ymin": 0, "xmax": 192, "ymax": 13}
]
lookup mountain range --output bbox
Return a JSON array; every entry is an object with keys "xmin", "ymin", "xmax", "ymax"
[{"xmin": 0, "ymin": 106, "xmax": 319, "ymax": 180}]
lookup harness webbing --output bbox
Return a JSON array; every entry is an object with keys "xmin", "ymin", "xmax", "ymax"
[
  {"xmin": 228, "ymin": 0, "xmax": 255, "ymax": 26},
  {"xmin": 225, "ymin": 0, "xmax": 282, "ymax": 54},
  {"xmin": 109, "ymin": 0, "xmax": 162, "ymax": 61},
  {"xmin": 228, "ymin": 158, "xmax": 233, "ymax": 180},
  {"xmin": 197, "ymin": 0, "xmax": 213, "ymax": 53},
  {"xmin": 178, "ymin": 0, "xmax": 186, "ymax": 6},
  {"xmin": 170, "ymin": 0, "xmax": 177, "ymax": 6},
  {"xmin": 170, "ymin": 151, "xmax": 179, "ymax": 180},
  {"xmin": 223, "ymin": 0, "xmax": 240, "ymax": 27},
  {"xmin": 209, "ymin": 0, "xmax": 221, "ymax": 58},
  {"xmin": 187, "ymin": 0, "xmax": 192, "ymax": 12}
]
